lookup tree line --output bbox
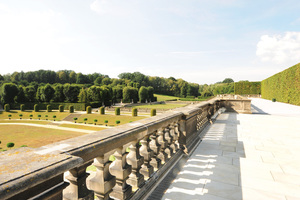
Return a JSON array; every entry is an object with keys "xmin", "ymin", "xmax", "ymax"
[{"xmin": 0, "ymin": 70, "xmax": 235, "ymax": 105}]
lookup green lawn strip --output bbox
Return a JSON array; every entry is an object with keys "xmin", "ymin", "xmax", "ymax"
[
  {"xmin": 75, "ymin": 114, "xmax": 147, "ymax": 126},
  {"xmin": 178, "ymin": 96, "xmax": 212, "ymax": 101},
  {"xmin": 0, "ymin": 125, "xmax": 87, "ymax": 150},
  {"xmin": 154, "ymin": 94, "xmax": 179, "ymax": 101},
  {"xmin": 0, "ymin": 110, "xmax": 70, "ymax": 121},
  {"xmin": 58, "ymin": 124, "xmax": 107, "ymax": 131},
  {"xmin": 133, "ymin": 104, "xmax": 187, "ymax": 109}
]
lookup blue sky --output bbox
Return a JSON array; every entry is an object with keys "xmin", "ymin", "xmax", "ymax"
[{"xmin": 0, "ymin": 0, "xmax": 300, "ymax": 84}]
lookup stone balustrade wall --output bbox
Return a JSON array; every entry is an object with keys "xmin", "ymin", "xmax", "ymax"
[{"xmin": 1, "ymin": 96, "xmax": 248, "ymax": 200}]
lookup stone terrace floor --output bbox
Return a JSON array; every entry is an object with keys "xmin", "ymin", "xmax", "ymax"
[{"xmin": 159, "ymin": 98, "xmax": 300, "ymax": 200}]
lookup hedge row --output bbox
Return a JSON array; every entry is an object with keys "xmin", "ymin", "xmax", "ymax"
[
  {"xmin": 261, "ymin": 63, "xmax": 300, "ymax": 106},
  {"xmin": 10, "ymin": 102, "xmax": 87, "ymax": 111},
  {"xmin": 234, "ymin": 81, "xmax": 261, "ymax": 95}
]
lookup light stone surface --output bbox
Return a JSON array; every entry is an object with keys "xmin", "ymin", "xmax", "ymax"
[{"xmin": 163, "ymin": 98, "xmax": 300, "ymax": 200}]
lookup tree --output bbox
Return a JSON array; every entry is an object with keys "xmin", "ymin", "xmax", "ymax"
[
  {"xmin": 222, "ymin": 78, "xmax": 234, "ymax": 83},
  {"xmin": 123, "ymin": 86, "xmax": 138, "ymax": 103},
  {"xmin": 63, "ymin": 84, "xmax": 80, "ymax": 102},
  {"xmin": 52, "ymin": 84, "xmax": 65, "ymax": 102},
  {"xmin": 15, "ymin": 86, "xmax": 26, "ymax": 103},
  {"xmin": 147, "ymin": 86, "xmax": 154, "ymax": 101},
  {"xmin": 24, "ymin": 86, "xmax": 36, "ymax": 102},
  {"xmin": 69, "ymin": 71, "xmax": 77, "ymax": 83},
  {"xmin": 1, "ymin": 83, "xmax": 19, "ymax": 103},
  {"xmin": 58, "ymin": 71, "xmax": 68, "ymax": 83},
  {"xmin": 139, "ymin": 86, "xmax": 148, "ymax": 103},
  {"xmin": 41, "ymin": 84, "xmax": 55, "ymax": 102},
  {"xmin": 78, "ymin": 87, "xmax": 88, "ymax": 103},
  {"xmin": 94, "ymin": 77, "xmax": 103, "ymax": 86}
]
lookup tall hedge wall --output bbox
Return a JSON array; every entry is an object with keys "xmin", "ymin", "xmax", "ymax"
[
  {"xmin": 234, "ymin": 81, "xmax": 261, "ymax": 95},
  {"xmin": 261, "ymin": 63, "xmax": 300, "ymax": 105},
  {"xmin": 10, "ymin": 102, "xmax": 87, "ymax": 111}
]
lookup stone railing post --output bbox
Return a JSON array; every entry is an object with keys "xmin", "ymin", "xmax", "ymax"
[
  {"xmin": 164, "ymin": 127, "xmax": 174, "ymax": 158},
  {"xmin": 139, "ymin": 135, "xmax": 154, "ymax": 179},
  {"xmin": 169, "ymin": 123, "xmax": 179, "ymax": 152},
  {"xmin": 157, "ymin": 128, "xmax": 168, "ymax": 164},
  {"xmin": 149, "ymin": 131, "xmax": 161, "ymax": 170},
  {"xmin": 109, "ymin": 146, "xmax": 132, "ymax": 200},
  {"xmin": 64, "ymin": 161, "xmax": 94, "ymax": 200},
  {"xmin": 86, "ymin": 153, "xmax": 116, "ymax": 200},
  {"xmin": 126, "ymin": 140, "xmax": 145, "ymax": 190},
  {"xmin": 174, "ymin": 123, "xmax": 181, "ymax": 150}
]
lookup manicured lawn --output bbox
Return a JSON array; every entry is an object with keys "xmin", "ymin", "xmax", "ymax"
[
  {"xmin": 154, "ymin": 94, "xmax": 179, "ymax": 101},
  {"xmin": 0, "ymin": 120, "xmax": 51, "ymax": 125},
  {"xmin": 0, "ymin": 125, "xmax": 87, "ymax": 150},
  {"xmin": 134, "ymin": 103, "xmax": 187, "ymax": 109},
  {"xmin": 75, "ymin": 114, "xmax": 147, "ymax": 126}
]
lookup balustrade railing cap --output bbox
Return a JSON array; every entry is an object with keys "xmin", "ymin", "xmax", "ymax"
[{"xmin": 0, "ymin": 147, "xmax": 83, "ymax": 200}]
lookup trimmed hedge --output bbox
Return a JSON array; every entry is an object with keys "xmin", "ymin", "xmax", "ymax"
[
  {"xmin": 34, "ymin": 104, "xmax": 39, "ymax": 112},
  {"xmin": 115, "ymin": 107, "xmax": 120, "ymax": 115},
  {"xmin": 69, "ymin": 105, "xmax": 74, "ymax": 113},
  {"xmin": 4, "ymin": 104, "xmax": 10, "ymax": 112},
  {"xmin": 150, "ymin": 109, "xmax": 156, "ymax": 116},
  {"xmin": 234, "ymin": 81, "xmax": 261, "ymax": 95},
  {"xmin": 47, "ymin": 105, "xmax": 52, "ymax": 112},
  {"xmin": 59, "ymin": 105, "xmax": 64, "ymax": 112},
  {"xmin": 20, "ymin": 104, "xmax": 25, "ymax": 111},
  {"xmin": 9, "ymin": 102, "xmax": 87, "ymax": 111},
  {"xmin": 100, "ymin": 106, "xmax": 105, "ymax": 115},
  {"xmin": 86, "ymin": 106, "xmax": 92, "ymax": 114},
  {"xmin": 132, "ymin": 108, "xmax": 138, "ymax": 117},
  {"xmin": 262, "ymin": 63, "xmax": 300, "ymax": 105}
]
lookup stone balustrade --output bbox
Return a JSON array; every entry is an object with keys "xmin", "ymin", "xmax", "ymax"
[{"xmin": 0, "ymin": 96, "xmax": 249, "ymax": 200}]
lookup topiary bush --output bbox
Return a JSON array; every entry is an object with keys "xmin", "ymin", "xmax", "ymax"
[
  {"xmin": 8, "ymin": 114, "xmax": 12, "ymax": 120},
  {"xmin": 69, "ymin": 105, "xmax": 74, "ymax": 113},
  {"xmin": 87, "ymin": 106, "xmax": 92, "ymax": 114},
  {"xmin": 45, "ymin": 115, "xmax": 48, "ymax": 120},
  {"xmin": 59, "ymin": 105, "xmax": 64, "ymax": 112},
  {"xmin": 34, "ymin": 104, "xmax": 39, "ymax": 112},
  {"xmin": 38, "ymin": 114, "xmax": 41, "ymax": 120},
  {"xmin": 19, "ymin": 114, "xmax": 23, "ymax": 119},
  {"xmin": 47, "ymin": 105, "xmax": 52, "ymax": 112},
  {"xmin": 94, "ymin": 119, "xmax": 98, "ymax": 125},
  {"xmin": 53, "ymin": 115, "xmax": 56, "ymax": 121},
  {"xmin": 116, "ymin": 120, "xmax": 120, "ymax": 124},
  {"xmin": 4, "ymin": 104, "xmax": 10, "ymax": 112},
  {"xmin": 150, "ymin": 109, "xmax": 156, "ymax": 116},
  {"xmin": 84, "ymin": 118, "xmax": 88, "ymax": 124},
  {"xmin": 132, "ymin": 108, "xmax": 138, "ymax": 117},
  {"xmin": 20, "ymin": 104, "xmax": 25, "ymax": 111},
  {"xmin": 29, "ymin": 114, "xmax": 33, "ymax": 120},
  {"xmin": 100, "ymin": 106, "xmax": 105, "ymax": 115},
  {"xmin": 104, "ymin": 120, "xmax": 108, "ymax": 126},
  {"xmin": 272, "ymin": 98, "xmax": 276, "ymax": 102},
  {"xmin": 73, "ymin": 117, "xmax": 78, "ymax": 123},
  {"xmin": 7, "ymin": 142, "xmax": 14, "ymax": 148},
  {"xmin": 115, "ymin": 107, "xmax": 120, "ymax": 115}
]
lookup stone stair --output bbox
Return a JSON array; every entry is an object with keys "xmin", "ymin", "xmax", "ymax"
[{"xmin": 62, "ymin": 113, "xmax": 82, "ymax": 121}]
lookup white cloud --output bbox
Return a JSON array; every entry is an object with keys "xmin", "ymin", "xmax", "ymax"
[{"xmin": 256, "ymin": 32, "xmax": 300, "ymax": 64}]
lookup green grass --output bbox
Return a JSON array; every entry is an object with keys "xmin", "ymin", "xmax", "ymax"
[
  {"xmin": 58, "ymin": 124, "xmax": 107, "ymax": 131},
  {"xmin": 178, "ymin": 96, "xmax": 212, "ymax": 101},
  {"xmin": 0, "ymin": 120, "xmax": 51, "ymax": 125},
  {"xmin": 0, "ymin": 124, "xmax": 87, "ymax": 150},
  {"xmin": 75, "ymin": 113, "xmax": 146, "ymax": 126},
  {"xmin": 154, "ymin": 94, "xmax": 179, "ymax": 101},
  {"xmin": 134, "ymin": 104, "xmax": 186, "ymax": 109}
]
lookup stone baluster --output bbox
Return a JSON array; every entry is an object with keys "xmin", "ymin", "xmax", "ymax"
[
  {"xmin": 174, "ymin": 123, "xmax": 181, "ymax": 150},
  {"xmin": 126, "ymin": 140, "xmax": 145, "ymax": 190},
  {"xmin": 109, "ymin": 147, "xmax": 132, "ymax": 200},
  {"xmin": 139, "ymin": 135, "xmax": 154, "ymax": 179},
  {"xmin": 149, "ymin": 131, "xmax": 161, "ymax": 170},
  {"xmin": 64, "ymin": 161, "xmax": 94, "ymax": 200},
  {"xmin": 164, "ymin": 127, "xmax": 174, "ymax": 158},
  {"xmin": 86, "ymin": 153, "xmax": 116, "ymax": 200},
  {"xmin": 157, "ymin": 128, "xmax": 168, "ymax": 164},
  {"xmin": 169, "ymin": 123, "xmax": 179, "ymax": 152}
]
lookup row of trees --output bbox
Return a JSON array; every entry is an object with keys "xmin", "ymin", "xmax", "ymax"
[
  {"xmin": 0, "ymin": 70, "xmax": 236, "ymax": 105},
  {"xmin": 0, "ymin": 82, "xmax": 155, "ymax": 105}
]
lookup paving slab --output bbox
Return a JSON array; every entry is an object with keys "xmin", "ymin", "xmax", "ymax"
[{"xmin": 162, "ymin": 98, "xmax": 300, "ymax": 200}]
